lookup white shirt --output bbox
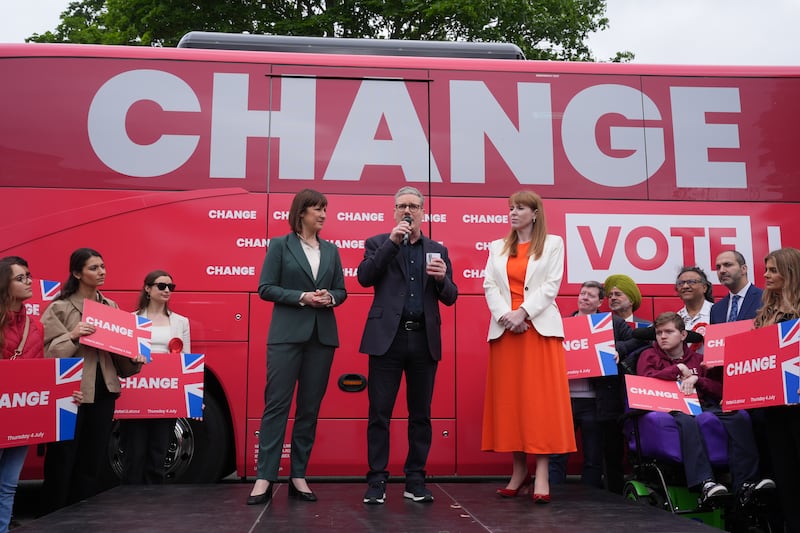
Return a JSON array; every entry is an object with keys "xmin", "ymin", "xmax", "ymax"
[
  {"xmin": 678, "ymin": 300, "xmax": 712, "ymax": 353},
  {"xmin": 150, "ymin": 325, "xmax": 171, "ymax": 353}
]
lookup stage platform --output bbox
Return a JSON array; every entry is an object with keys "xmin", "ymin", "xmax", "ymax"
[{"xmin": 15, "ymin": 480, "xmax": 718, "ymax": 532}]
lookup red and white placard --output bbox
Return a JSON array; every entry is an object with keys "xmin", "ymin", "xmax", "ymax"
[
  {"xmin": 562, "ymin": 312, "xmax": 618, "ymax": 379},
  {"xmin": 0, "ymin": 358, "xmax": 82, "ymax": 448},
  {"xmin": 80, "ymin": 299, "xmax": 151, "ymax": 361},
  {"xmin": 625, "ymin": 374, "xmax": 702, "ymax": 415},
  {"xmin": 115, "ymin": 353, "xmax": 204, "ymax": 419},
  {"xmin": 702, "ymin": 319, "xmax": 754, "ymax": 368},
  {"xmin": 722, "ymin": 319, "xmax": 800, "ymax": 411}
]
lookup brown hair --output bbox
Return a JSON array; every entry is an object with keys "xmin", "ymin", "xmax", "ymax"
[
  {"xmin": 0, "ymin": 256, "xmax": 30, "ymax": 350},
  {"xmin": 654, "ymin": 311, "xmax": 685, "ymax": 332},
  {"xmin": 754, "ymin": 247, "xmax": 800, "ymax": 328},
  {"xmin": 501, "ymin": 190, "xmax": 547, "ymax": 260},
  {"xmin": 288, "ymin": 189, "xmax": 328, "ymax": 234},
  {"xmin": 137, "ymin": 270, "xmax": 173, "ymax": 315}
]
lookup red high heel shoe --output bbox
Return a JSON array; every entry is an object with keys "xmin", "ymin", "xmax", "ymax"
[
  {"xmin": 532, "ymin": 493, "xmax": 551, "ymax": 504},
  {"xmin": 496, "ymin": 479, "xmax": 531, "ymax": 498}
]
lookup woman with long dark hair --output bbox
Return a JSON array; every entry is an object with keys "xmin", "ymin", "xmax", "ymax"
[{"xmin": 40, "ymin": 248, "xmax": 144, "ymax": 514}]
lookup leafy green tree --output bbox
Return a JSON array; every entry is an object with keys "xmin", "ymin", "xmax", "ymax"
[{"xmin": 28, "ymin": 0, "xmax": 632, "ymax": 62}]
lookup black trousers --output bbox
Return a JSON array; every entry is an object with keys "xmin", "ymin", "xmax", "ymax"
[
  {"xmin": 765, "ymin": 406, "xmax": 800, "ymax": 533},
  {"xmin": 672, "ymin": 407, "xmax": 759, "ymax": 491},
  {"xmin": 120, "ymin": 418, "xmax": 173, "ymax": 484},
  {"xmin": 256, "ymin": 334, "xmax": 335, "ymax": 481},
  {"xmin": 366, "ymin": 328, "xmax": 437, "ymax": 484},
  {"xmin": 41, "ymin": 371, "xmax": 116, "ymax": 515}
]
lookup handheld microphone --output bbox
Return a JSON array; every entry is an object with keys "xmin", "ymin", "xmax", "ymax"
[{"xmin": 402, "ymin": 215, "xmax": 413, "ymax": 245}]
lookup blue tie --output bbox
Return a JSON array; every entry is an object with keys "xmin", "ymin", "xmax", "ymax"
[{"xmin": 728, "ymin": 294, "xmax": 741, "ymax": 322}]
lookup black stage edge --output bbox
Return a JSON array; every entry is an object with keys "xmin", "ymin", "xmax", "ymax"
[{"xmin": 17, "ymin": 481, "xmax": 718, "ymax": 532}]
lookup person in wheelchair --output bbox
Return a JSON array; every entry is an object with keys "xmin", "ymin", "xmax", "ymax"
[{"xmin": 636, "ymin": 312, "xmax": 774, "ymax": 505}]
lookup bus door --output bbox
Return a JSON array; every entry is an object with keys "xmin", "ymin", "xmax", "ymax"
[{"xmin": 245, "ymin": 65, "xmax": 456, "ymax": 476}]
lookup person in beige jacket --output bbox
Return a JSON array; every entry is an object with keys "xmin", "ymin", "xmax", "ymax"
[{"xmin": 40, "ymin": 248, "xmax": 144, "ymax": 514}]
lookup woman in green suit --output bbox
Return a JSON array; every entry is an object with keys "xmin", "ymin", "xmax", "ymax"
[{"xmin": 248, "ymin": 189, "xmax": 347, "ymax": 505}]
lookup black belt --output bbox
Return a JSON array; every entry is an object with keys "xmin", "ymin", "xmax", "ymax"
[{"xmin": 402, "ymin": 320, "xmax": 424, "ymax": 331}]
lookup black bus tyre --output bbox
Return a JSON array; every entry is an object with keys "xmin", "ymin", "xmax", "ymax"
[{"xmin": 106, "ymin": 393, "xmax": 232, "ymax": 484}]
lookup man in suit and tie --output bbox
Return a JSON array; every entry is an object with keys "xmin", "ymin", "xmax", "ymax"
[
  {"xmin": 710, "ymin": 250, "xmax": 763, "ymax": 324},
  {"xmin": 357, "ymin": 186, "xmax": 458, "ymax": 505},
  {"xmin": 709, "ymin": 250, "xmax": 778, "ymax": 514}
]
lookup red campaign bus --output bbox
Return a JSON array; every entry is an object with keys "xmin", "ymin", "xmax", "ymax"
[{"xmin": 2, "ymin": 32, "xmax": 799, "ymax": 482}]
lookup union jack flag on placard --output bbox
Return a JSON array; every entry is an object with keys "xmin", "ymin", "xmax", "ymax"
[
  {"xmin": 39, "ymin": 279, "xmax": 61, "ymax": 301},
  {"xmin": 588, "ymin": 313, "xmax": 618, "ymax": 375},
  {"xmin": 781, "ymin": 356, "xmax": 800, "ymax": 405},
  {"xmin": 136, "ymin": 315, "xmax": 152, "ymax": 362},
  {"xmin": 683, "ymin": 396, "xmax": 703, "ymax": 416},
  {"xmin": 181, "ymin": 353, "xmax": 204, "ymax": 374},
  {"xmin": 589, "ymin": 312, "xmax": 613, "ymax": 333},
  {"xmin": 56, "ymin": 396, "xmax": 79, "ymax": 442},
  {"xmin": 184, "ymin": 382, "xmax": 205, "ymax": 419},
  {"xmin": 55, "ymin": 357, "xmax": 83, "ymax": 385},
  {"xmin": 778, "ymin": 318, "xmax": 800, "ymax": 349}
]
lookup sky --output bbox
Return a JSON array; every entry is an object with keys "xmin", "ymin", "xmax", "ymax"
[{"xmin": 2, "ymin": 0, "xmax": 799, "ymax": 66}]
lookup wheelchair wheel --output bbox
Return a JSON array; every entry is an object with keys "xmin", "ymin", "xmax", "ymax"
[{"xmin": 624, "ymin": 481, "xmax": 666, "ymax": 510}]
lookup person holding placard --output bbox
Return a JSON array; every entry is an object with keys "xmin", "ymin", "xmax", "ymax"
[
  {"xmin": 548, "ymin": 280, "xmax": 636, "ymax": 494},
  {"xmin": 40, "ymin": 248, "xmax": 145, "ymax": 514},
  {"xmin": 753, "ymin": 247, "xmax": 800, "ymax": 533},
  {"xmin": 637, "ymin": 312, "xmax": 771, "ymax": 506},
  {"xmin": 481, "ymin": 190, "xmax": 574, "ymax": 504},
  {"xmin": 0, "ymin": 256, "xmax": 45, "ymax": 532},
  {"xmin": 120, "ymin": 270, "xmax": 190, "ymax": 484}
]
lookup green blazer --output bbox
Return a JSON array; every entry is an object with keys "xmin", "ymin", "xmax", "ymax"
[{"xmin": 258, "ymin": 233, "xmax": 347, "ymax": 346}]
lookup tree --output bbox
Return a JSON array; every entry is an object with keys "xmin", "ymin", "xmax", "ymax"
[{"xmin": 28, "ymin": 0, "xmax": 632, "ymax": 62}]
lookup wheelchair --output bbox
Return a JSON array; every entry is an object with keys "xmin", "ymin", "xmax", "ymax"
[{"xmin": 623, "ymin": 409, "xmax": 775, "ymax": 532}]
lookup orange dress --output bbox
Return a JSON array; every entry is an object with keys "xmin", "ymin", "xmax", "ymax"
[{"xmin": 481, "ymin": 242, "xmax": 576, "ymax": 454}]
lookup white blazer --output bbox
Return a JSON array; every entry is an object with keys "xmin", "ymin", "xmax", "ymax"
[
  {"xmin": 483, "ymin": 234, "xmax": 565, "ymax": 341},
  {"xmin": 138, "ymin": 310, "xmax": 191, "ymax": 353}
]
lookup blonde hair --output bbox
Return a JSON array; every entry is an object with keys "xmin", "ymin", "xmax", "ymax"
[
  {"xmin": 754, "ymin": 247, "xmax": 800, "ymax": 328},
  {"xmin": 501, "ymin": 190, "xmax": 547, "ymax": 260}
]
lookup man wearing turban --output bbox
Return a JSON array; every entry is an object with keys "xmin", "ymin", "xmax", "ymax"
[
  {"xmin": 604, "ymin": 274, "xmax": 650, "ymax": 375},
  {"xmin": 604, "ymin": 274, "xmax": 644, "ymax": 324}
]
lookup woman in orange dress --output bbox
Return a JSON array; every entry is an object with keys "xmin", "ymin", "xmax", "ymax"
[{"xmin": 482, "ymin": 190, "xmax": 575, "ymax": 503}]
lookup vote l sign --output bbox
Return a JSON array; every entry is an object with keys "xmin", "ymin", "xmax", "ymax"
[
  {"xmin": 722, "ymin": 319, "xmax": 800, "ymax": 411},
  {"xmin": 0, "ymin": 358, "xmax": 82, "ymax": 449},
  {"xmin": 80, "ymin": 299, "xmax": 152, "ymax": 361},
  {"xmin": 562, "ymin": 312, "xmax": 618, "ymax": 379}
]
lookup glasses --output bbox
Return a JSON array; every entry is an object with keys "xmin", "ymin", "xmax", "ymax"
[
  {"xmin": 12, "ymin": 273, "xmax": 33, "ymax": 283},
  {"xmin": 676, "ymin": 279, "xmax": 704, "ymax": 288},
  {"xmin": 150, "ymin": 282, "xmax": 176, "ymax": 291},
  {"xmin": 395, "ymin": 203, "xmax": 421, "ymax": 212}
]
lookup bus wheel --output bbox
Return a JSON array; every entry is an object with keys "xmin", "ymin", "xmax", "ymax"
[
  {"xmin": 178, "ymin": 393, "xmax": 231, "ymax": 482},
  {"xmin": 107, "ymin": 393, "xmax": 231, "ymax": 483}
]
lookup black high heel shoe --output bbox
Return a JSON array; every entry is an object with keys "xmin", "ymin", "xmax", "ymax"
[
  {"xmin": 246, "ymin": 484, "xmax": 273, "ymax": 505},
  {"xmin": 288, "ymin": 479, "xmax": 318, "ymax": 502}
]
